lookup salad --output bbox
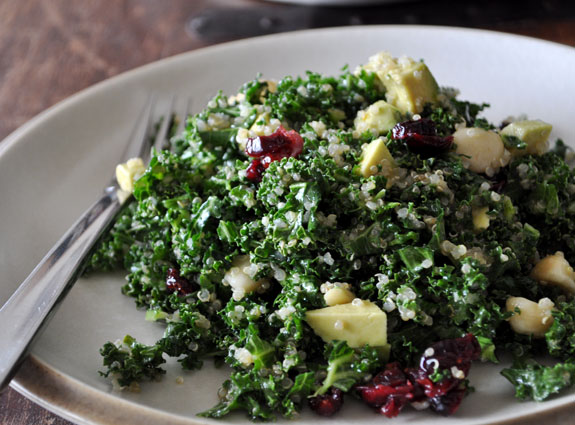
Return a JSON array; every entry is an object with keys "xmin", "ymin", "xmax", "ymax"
[{"xmin": 88, "ymin": 51, "xmax": 575, "ymax": 420}]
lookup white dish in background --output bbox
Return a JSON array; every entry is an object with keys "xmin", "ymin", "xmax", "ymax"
[
  {"xmin": 262, "ymin": 0, "xmax": 409, "ymax": 6},
  {"xmin": 2, "ymin": 25, "xmax": 575, "ymax": 425}
]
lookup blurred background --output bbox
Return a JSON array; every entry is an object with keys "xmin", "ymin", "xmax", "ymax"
[{"xmin": 0, "ymin": 0, "xmax": 574, "ymax": 423}]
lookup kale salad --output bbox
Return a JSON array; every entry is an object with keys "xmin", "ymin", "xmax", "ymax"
[{"xmin": 88, "ymin": 52, "xmax": 575, "ymax": 420}]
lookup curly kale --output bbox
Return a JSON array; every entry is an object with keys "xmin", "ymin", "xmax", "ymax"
[
  {"xmin": 100, "ymin": 335, "xmax": 166, "ymax": 387},
  {"xmin": 546, "ymin": 301, "xmax": 575, "ymax": 359},
  {"xmin": 422, "ymin": 97, "xmax": 491, "ymax": 136},
  {"xmin": 501, "ymin": 358, "xmax": 575, "ymax": 402},
  {"xmin": 266, "ymin": 69, "xmax": 381, "ymax": 130},
  {"xmin": 314, "ymin": 341, "xmax": 384, "ymax": 396},
  {"xmin": 505, "ymin": 151, "xmax": 575, "ymax": 261},
  {"xmin": 89, "ymin": 57, "xmax": 575, "ymax": 419}
]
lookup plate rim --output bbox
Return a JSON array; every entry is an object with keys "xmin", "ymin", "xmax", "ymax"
[
  {"xmin": 3, "ymin": 24, "xmax": 575, "ymax": 425},
  {"xmin": 1, "ymin": 23, "xmax": 573, "ymax": 154}
]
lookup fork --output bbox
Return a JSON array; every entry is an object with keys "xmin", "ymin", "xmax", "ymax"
[{"xmin": 0, "ymin": 96, "xmax": 190, "ymax": 392}]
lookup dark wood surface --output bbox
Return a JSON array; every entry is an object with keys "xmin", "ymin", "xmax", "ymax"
[{"xmin": 0, "ymin": 0, "xmax": 574, "ymax": 424}]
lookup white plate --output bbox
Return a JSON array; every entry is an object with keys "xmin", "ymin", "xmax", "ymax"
[
  {"xmin": 2, "ymin": 26, "xmax": 575, "ymax": 425},
  {"xmin": 262, "ymin": 0, "xmax": 406, "ymax": 6}
]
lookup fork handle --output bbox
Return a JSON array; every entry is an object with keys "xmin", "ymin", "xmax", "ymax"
[{"xmin": 0, "ymin": 187, "xmax": 123, "ymax": 392}]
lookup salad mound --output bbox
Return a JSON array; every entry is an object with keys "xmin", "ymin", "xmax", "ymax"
[{"xmin": 89, "ymin": 52, "xmax": 575, "ymax": 420}]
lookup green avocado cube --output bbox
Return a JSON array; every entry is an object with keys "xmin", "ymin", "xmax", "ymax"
[
  {"xmin": 380, "ymin": 61, "xmax": 439, "ymax": 115},
  {"xmin": 500, "ymin": 120, "xmax": 552, "ymax": 156},
  {"xmin": 359, "ymin": 52, "xmax": 439, "ymax": 114},
  {"xmin": 305, "ymin": 300, "xmax": 387, "ymax": 348},
  {"xmin": 358, "ymin": 137, "xmax": 396, "ymax": 179},
  {"xmin": 354, "ymin": 100, "xmax": 401, "ymax": 137}
]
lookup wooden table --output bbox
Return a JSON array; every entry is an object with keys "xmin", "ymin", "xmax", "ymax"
[{"xmin": 0, "ymin": 0, "xmax": 574, "ymax": 423}]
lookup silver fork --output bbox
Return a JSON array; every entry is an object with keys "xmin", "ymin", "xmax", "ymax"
[{"xmin": 0, "ymin": 96, "xmax": 190, "ymax": 392}]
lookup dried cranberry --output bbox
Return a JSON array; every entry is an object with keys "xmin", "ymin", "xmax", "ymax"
[
  {"xmin": 412, "ymin": 372, "xmax": 459, "ymax": 399},
  {"xmin": 392, "ymin": 118, "xmax": 436, "ymax": 139},
  {"xmin": 166, "ymin": 267, "xmax": 194, "ymax": 295},
  {"xmin": 428, "ymin": 387, "xmax": 467, "ymax": 416},
  {"xmin": 245, "ymin": 127, "xmax": 303, "ymax": 159},
  {"xmin": 360, "ymin": 363, "xmax": 413, "ymax": 406},
  {"xmin": 404, "ymin": 368, "xmax": 426, "ymax": 401},
  {"xmin": 391, "ymin": 118, "xmax": 453, "ymax": 156},
  {"xmin": 245, "ymin": 159, "xmax": 265, "ymax": 183},
  {"xmin": 419, "ymin": 333, "xmax": 481, "ymax": 377},
  {"xmin": 356, "ymin": 334, "xmax": 480, "ymax": 418},
  {"xmin": 415, "ymin": 333, "xmax": 480, "ymax": 401},
  {"xmin": 356, "ymin": 363, "xmax": 414, "ymax": 418},
  {"xmin": 309, "ymin": 387, "xmax": 344, "ymax": 417},
  {"xmin": 373, "ymin": 362, "xmax": 408, "ymax": 387},
  {"xmin": 359, "ymin": 384, "xmax": 412, "ymax": 410},
  {"xmin": 244, "ymin": 126, "xmax": 304, "ymax": 182}
]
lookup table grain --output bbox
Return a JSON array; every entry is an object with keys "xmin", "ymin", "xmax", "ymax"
[{"xmin": 0, "ymin": 0, "xmax": 574, "ymax": 423}]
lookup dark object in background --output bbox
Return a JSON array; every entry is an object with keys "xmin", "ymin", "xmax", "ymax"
[{"xmin": 188, "ymin": 0, "xmax": 575, "ymax": 42}]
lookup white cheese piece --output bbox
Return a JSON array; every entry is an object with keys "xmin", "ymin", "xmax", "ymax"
[{"xmin": 116, "ymin": 157, "xmax": 146, "ymax": 193}]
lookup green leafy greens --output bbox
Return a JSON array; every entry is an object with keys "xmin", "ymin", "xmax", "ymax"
[{"xmin": 88, "ymin": 54, "xmax": 575, "ymax": 420}]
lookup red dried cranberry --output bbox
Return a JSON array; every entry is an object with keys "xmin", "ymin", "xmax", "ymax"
[
  {"xmin": 404, "ymin": 368, "xmax": 426, "ymax": 401},
  {"xmin": 244, "ymin": 126, "xmax": 304, "ymax": 182},
  {"xmin": 415, "ymin": 333, "xmax": 480, "ymax": 400},
  {"xmin": 373, "ymin": 362, "xmax": 408, "ymax": 387},
  {"xmin": 428, "ymin": 387, "xmax": 467, "ymax": 416},
  {"xmin": 245, "ymin": 159, "xmax": 265, "ymax": 183},
  {"xmin": 419, "ymin": 333, "xmax": 481, "ymax": 377},
  {"xmin": 356, "ymin": 363, "xmax": 414, "ymax": 418},
  {"xmin": 392, "ymin": 118, "xmax": 436, "ymax": 139},
  {"xmin": 356, "ymin": 334, "xmax": 480, "ymax": 418},
  {"xmin": 391, "ymin": 118, "xmax": 453, "ymax": 155},
  {"xmin": 245, "ymin": 127, "xmax": 303, "ymax": 159},
  {"xmin": 309, "ymin": 387, "xmax": 344, "ymax": 417},
  {"xmin": 411, "ymin": 372, "xmax": 459, "ymax": 399},
  {"xmin": 166, "ymin": 267, "xmax": 194, "ymax": 295},
  {"xmin": 379, "ymin": 396, "xmax": 411, "ymax": 418}
]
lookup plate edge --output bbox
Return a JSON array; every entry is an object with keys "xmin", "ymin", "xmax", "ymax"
[{"xmin": 4, "ymin": 24, "xmax": 575, "ymax": 425}]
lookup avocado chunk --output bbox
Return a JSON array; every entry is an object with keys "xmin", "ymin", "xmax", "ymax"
[
  {"xmin": 305, "ymin": 300, "xmax": 387, "ymax": 348},
  {"xmin": 383, "ymin": 60, "xmax": 439, "ymax": 114},
  {"xmin": 360, "ymin": 52, "xmax": 438, "ymax": 114},
  {"xmin": 500, "ymin": 120, "xmax": 552, "ymax": 156},
  {"xmin": 359, "ymin": 137, "xmax": 396, "ymax": 179},
  {"xmin": 354, "ymin": 100, "xmax": 401, "ymax": 137},
  {"xmin": 472, "ymin": 206, "xmax": 490, "ymax": 232}
]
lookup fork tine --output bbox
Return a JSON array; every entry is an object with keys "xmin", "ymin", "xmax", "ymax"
[
  {"xmin": 152, "ymin": 95, "xmax": 176, "ymax": 153},
  {"xmin": 121, "ymin": 95, "xmax": 156, "ymax": 162},
  {"xmin": 175, "ymin": 98, "xmax": 193, "ymax": 136}
]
